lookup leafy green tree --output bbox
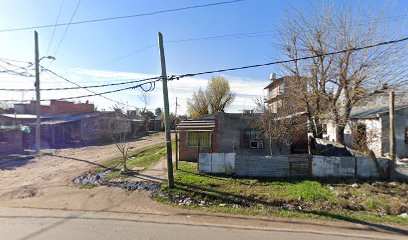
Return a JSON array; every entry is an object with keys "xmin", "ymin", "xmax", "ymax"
[
  {"xmin": 187, "ymin": 87, "xmax": 210, "ymax": 118},
  {"xmin": 186, "ymin": 77, "xmax": 235, "ymax": 118}
]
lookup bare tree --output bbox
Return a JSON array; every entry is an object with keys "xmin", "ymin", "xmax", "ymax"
[
  {"xmin": 252, "ymin": 97, "xmax": 306, "ymax": 155},
  {"xmin": 138, "ymin": 91, "xmax": 153, "ymax": 130},
  {"xmin": 102, "ymin": 117, "xmax": 132, "ymax": 172},
  {"xmin": 112, "ymin": 132, "xmax": 131, "ymax": 172},
  {"xmin": 138, "ymin": 91, "xmax": 152, "ymax": 113},
  {"xmin": 279, "ymin": 2, "xmax": 406, "ymax": 144}
]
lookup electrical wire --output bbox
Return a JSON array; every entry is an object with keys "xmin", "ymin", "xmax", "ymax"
[
  {"xmin": 0, "ymin": 78, "xmax": 161, "ymax": 103},
  {"xmin": 43, "ymin": 69, "xmax": 157, "ymax": 108},
  {"xmin": 0, "ymin": 69, "xmax": 161, "ymax": 91},
  {"xmin": 46, "ymin": 0, "xmax": 65, "ymax": 55},
  {"xmin": 0, "ymin": 0, "xmax": 246, "ymax": 33},
  {"xmin": 104, "ymin": 31, "xmax": 278, "ymax": 64},
  {"xmin": 169, "ymin": 36, "xmax": 408, "ymax": 80},
  {"xmin": 51, "ymin": 0, "xmax": 81, "ymax": 59}
]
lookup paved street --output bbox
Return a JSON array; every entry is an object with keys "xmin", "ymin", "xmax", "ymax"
[{"xmin": 0, "ymin": 207, "xmax": 385, "ymax": 240}]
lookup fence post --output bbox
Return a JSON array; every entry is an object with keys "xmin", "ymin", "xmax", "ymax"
[
  {"xmin": 211, "ymin": 132, "xmax": 213, "ymax": 173},
  {"xmin": 175, "ymin": 132, "xmax": 179, "ymax": 170},
  {"xmin": 197, "ymin": 139, "xmax": 200, "ymax": 172}
]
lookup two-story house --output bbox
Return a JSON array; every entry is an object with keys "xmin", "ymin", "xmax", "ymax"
[
  {"xmin": 263, "ymin": 74, "xmax": 307, "ymax": 115},
  {"xmin": 263, "ymin": 74, "xmax": 308, "ymax": 153}
]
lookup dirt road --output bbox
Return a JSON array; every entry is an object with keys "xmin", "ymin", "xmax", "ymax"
[
  {"xmin": 0, "ymin": 133, "xmax": 172, "ymax": 214},
  {"xmin": 0, "ymin": 132, "xmax": 407, "ymax": 239}
]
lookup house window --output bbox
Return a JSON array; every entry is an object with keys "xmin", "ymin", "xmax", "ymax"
[
  {"xmin": 279, "ymin": 83, "xmax": 284, "ymax": 94},
  {"xmin": 271, "ymin": 102, "xmax": 277, "ymax": 113},
  {"xmin": 188, "ymin": 131, "xmax": 211, "ymax": 147},
  {"xmin": 241, "ymin": 129, "xmax": 262, "ymax": 148},
  {"xmin": 405, "ymin": 128, "xmax": 408, "ymax": 144}
]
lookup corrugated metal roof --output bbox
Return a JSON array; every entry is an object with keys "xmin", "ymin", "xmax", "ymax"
[
  {"xmin": 41, "ymin": 112, "xmax": 103, "ymax": 125},
  {"xmin": 176, "ymin": 120, "xmax": 215, "ymax": 131},
  {"xmin": 350, "ymin": 104, "xmax": 408, "ymax": 119}
]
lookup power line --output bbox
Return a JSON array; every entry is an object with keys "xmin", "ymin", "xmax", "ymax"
[
  {"xmin": 169, "ymin": 36, "xmax": 408, "ymax": 80},
  {"xmin": 104, "ymin": 30, "xmax": 278, "ymax": 64},
  {"xmin": 46, "ymin": 0, "xmax": 66, "ymax": 55},
  {"xmin": 0, "ymin": 68, "xmax": 160, "ymax": 91},
  {"xmin": 104, "ymin": 44, "xmax": 156, "ymax": 65},
  {"xmin": 0, "ymin": 68, "xmax": 160, "ymax": 92},
  {"xmin": 166, "ymin": 30, "xmax": 278, "ymax": 43},
  {"xmin": 43, "ymin": 69, "xmax": 157, "ymax": 108},
  {"xmin": 0, "ymin": 78, "xmax": 161, "ymax": 103},
  {"xmin": 51, "ymin": 0, "xmax": 82, "ymax": 59},
  {"xmin": 0, "ymin": 0, "xmax": 246, "ymax": 33}
]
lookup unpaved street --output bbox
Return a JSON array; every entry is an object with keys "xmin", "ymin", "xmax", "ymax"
[{"xmin": 0, "ymin": 133, "xmax": 171, "ymax": 213}]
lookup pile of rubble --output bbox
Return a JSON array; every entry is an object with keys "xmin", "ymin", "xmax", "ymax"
[
  {"xmin": 73, "ymin": 170, "xmax": 162, "ymax": 194},
  {"xmin": 73, "ymin": 170, "xmax": 112, "ymax": 186}
]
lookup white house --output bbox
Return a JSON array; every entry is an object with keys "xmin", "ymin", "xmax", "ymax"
[{"xmin": 323, "ymin": 104, "xmax": 408, "ymax": 158}]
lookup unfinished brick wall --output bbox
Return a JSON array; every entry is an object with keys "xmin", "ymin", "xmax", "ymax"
[
  {"xmin": 50, "ymin": 100, "xmax": 94, "ymax": 114},
  {"xmin": 13, "ymin": 100, "xmax": 94, "ymax": 115}
]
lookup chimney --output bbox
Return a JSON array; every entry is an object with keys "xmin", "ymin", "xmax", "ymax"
[{"xmin": 269, "ymin": 73, "xmax": 276, "ymax": 81}]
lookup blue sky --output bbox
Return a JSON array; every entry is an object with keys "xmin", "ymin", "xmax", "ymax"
[{"xmin": 0, "ymin": 0, "xmax": 407, "ymax": 114}]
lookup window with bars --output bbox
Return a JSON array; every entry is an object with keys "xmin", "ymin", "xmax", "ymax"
[
  {"xmin": 188, "ymin": 131, "xmax": 211, "ymax": 147},
  {"xmin": 241, "ymin": 129, "xmax": 262, "ymax": 148}
]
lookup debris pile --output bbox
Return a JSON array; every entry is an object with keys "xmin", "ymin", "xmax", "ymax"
[{"xmin": 73, "ymin": 170, "xmax": 162, "ymax": 194}]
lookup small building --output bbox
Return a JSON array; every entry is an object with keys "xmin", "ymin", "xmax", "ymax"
[
  {"xmin": 0, "ymin": 125, "xmax": 30, "ymax": 154},
  {"xmin": 40, "ymin": 112, "xmax": 131, "ymax": 147},
  {"xmin": 147, "ymin": 115, "xmax": 162, "ymax": 132},
  {"xmin": 177, "ymin": 112, "xmax": 273, "ymax": 162},
  {"xmin": 323, "ymin": 104, "xmax": 408, "ymax": 158}
]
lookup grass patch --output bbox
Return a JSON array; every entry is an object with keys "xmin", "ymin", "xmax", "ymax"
[
  {"xmin": 126, "ymin": 142, "xmax": 175, "ymax": 169},
  {"xmin": 78, "ymin": 183, "xmax": 97, "ymax": 189},
  {"xmin": 90, "ymin": 141, "xmax": 174, "ymax": 182},
  {"xmin": 158, "ymin": 162, "xmax": 408, "ymax": 226}
]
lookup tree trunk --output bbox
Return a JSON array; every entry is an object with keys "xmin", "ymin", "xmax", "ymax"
[
  {"xmin": 123, "ymin": 159, "xmax": 127, "ymax": 172},
  {"xmin": 314, "ymin": 117, "xmax": 323, "ymax": 138},
  {"xmin": 337, "ymin": 89, "xmax": 352, "ymax": 144},
  {"xmin": 336, "ymin": 125, "xmax": 346, "ymax": 145}
]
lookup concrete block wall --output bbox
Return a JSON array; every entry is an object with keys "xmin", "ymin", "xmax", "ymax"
[{"xmin": 199, "ymin": 153, "xmax": 235, "ymax": 174}]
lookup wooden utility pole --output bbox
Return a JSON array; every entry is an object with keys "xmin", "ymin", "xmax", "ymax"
[
  {"xmin": 158, "ymin": 32, "xmax": 174, "ymax": 188},
  {"xmin": 34, "ymin": 31, "xmax": 41, "ymax": 153},
  {"xmin": 175, "ymin": 97, "xmax": 179, "ymax": 170},
  {"xmin": 389, "ymin": 91, "xmax": 396, "ymax": 178}
]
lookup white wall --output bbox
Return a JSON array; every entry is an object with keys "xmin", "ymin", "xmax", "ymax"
[{"xmin": 324, "ymin": 118, "xmax": 382, "ymax": 156}]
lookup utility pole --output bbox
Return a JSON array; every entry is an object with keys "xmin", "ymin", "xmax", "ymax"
[
  {"xmin": 34, "ymin": 31, "xmax": 41, "ymax": 153},
  {"xmin": 158, "ymin": 32, "xmax": 174, "ymax": 188},
  {"xmin": 389, "ymin": 91, "xmax": 395, "ymax": 178},
  {"xmin": 175, "ymin": 97, "xmax": 179, "ymax": 170}
]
